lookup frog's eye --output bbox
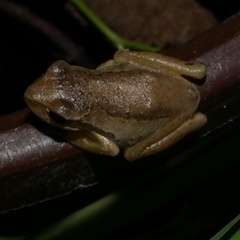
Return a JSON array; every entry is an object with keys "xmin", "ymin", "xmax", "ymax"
[{"xmin": 47, "ymin": 109, "xmax": 67, "ymax": 125}]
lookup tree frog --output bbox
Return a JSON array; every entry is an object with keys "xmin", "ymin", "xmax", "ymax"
[{"xmin": 24, "ymin": 50, "xmax": 207, "ymax": 161}]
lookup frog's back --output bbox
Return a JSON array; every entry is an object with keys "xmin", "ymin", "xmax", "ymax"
[{"xmin": 77, "ymin": 67, "xmax": 200, "ymax": 121}]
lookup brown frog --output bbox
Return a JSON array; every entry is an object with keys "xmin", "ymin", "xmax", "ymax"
[{"xmin": 24, "ymin": 50, "xmax": 207, "ymax": 161}]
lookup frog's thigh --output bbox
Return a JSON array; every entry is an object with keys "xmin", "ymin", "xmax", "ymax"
[
  {"xmin": 124, "ymin": 112, "xmax": 207, "ymax": 161},
  {"xmin": 66, "ymin": 131, "xmax": 120, "ymax": 156}
]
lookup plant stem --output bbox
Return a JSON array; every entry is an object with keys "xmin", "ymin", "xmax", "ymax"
[{"xmin": 70, "ymin": 0, "xmax": 160, "ymax": 51}]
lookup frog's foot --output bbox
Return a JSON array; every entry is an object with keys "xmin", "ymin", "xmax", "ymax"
[
  {"xmin": 66, "ymin": 130, "xmax": 119, "ymax": 156},
  {"xmin": 124, "ymin": 112, "xmax": 207, "ymax": 161}
]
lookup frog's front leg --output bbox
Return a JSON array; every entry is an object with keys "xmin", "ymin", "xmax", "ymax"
[
  {"xmin": 65, "ymin": 131, "xmax": 120, "ymax": 156},
  {"xmin": 124, "ymin": 112, "xmax": 207, "ymax": 161},
  {"xmin": 114, "ymin": 50, "xmax": 206, "ymax": 79}
]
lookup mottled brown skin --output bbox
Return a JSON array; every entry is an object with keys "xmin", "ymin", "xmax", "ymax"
[{"xmin": 24, "ymin": 50, "xmax": 207, "ymax": 161}]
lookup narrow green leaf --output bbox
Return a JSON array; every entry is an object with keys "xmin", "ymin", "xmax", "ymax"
[{"xmin": 70, "ymin": 0, "xmax": 161, "ymax": 51}]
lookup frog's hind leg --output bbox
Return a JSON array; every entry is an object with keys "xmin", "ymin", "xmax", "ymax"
[
  {"xmin": 114, "ymin": 50, "xmax": 206, "ymax": 79},
  {"xmin": 65, "ymin": 130, "xmax": 120, "ymax": 156},
  {"xmin": 124, "ymin": 112, "xmax": 207, "ymax": 161}
]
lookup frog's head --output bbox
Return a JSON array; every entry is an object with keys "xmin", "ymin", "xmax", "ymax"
[{"xmin": 24, "ymin": 60, "xmax": 91, "ymax": 130}]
